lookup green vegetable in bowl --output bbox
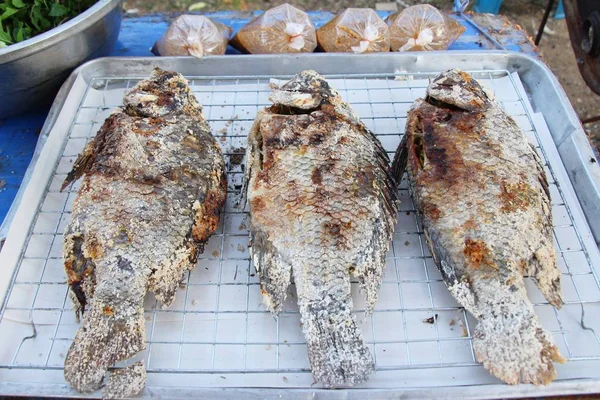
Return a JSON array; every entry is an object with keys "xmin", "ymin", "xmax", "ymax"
[{"xmin": 0, "ymin": 0, "xmax": 96, "ymax": 46}]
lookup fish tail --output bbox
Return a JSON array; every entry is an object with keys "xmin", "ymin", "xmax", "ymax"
[
  {"xmin": 64, "ymin": 259, "xmax": 147, "ymax": 394},
  {"xmin": 299, "ymin": 301, "xmax": 374, "ymax": 387},
  {"xmin": 472, "ymin": 290, "xmax": 566, "ymax": 385},
  {"xmin": 104, "ymin": 361, "xmax": 147, "ymax": 399}
]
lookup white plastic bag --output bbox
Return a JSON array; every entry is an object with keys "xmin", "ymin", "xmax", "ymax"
[
  {"xmin": 317, "ymin": 8, "xmax": 390, "ymax": 53},
  {"xmin": 230, "ymin": 3, "xmax": 317, "ymax": 54},
  {"xmin": 154, "ymin": 15, "xmax": 232, "ymax": 57},
  {"xmin": 386, "ymin": 5, "xmax": 465, "ymax": 52}
]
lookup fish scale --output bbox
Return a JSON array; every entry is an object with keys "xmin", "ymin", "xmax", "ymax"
[{"xmin": 245, "ymin": 70, "xmax": 397, "ymax": 386}]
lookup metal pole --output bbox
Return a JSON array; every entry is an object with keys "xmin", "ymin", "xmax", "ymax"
[{"xmin": 535, "ymin": 0, "xmax": 557, "ymax": 45}]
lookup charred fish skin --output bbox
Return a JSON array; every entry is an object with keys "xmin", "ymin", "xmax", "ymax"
[
  {"xmin": 245, "ymin": 70, "xmax": 397, "ymax": 386},
  {"xmin": 62, "ymin": 68, "xmax": 227, "ymax": 396},
  {"xmin": 393, "ymin": 69, "xmax": 564, "ymax": 385}
]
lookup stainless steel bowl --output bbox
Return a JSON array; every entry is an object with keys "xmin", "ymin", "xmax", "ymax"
[{"xmin": 0, "ymin": 0, "xmax": 122, "ymax": 118}]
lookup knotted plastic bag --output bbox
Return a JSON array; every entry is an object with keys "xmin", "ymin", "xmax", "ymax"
[
  {"xmin": 154, "ymin": 15, "xmax": 232, "ymax": 57},
  {"xmin": 317, "ymin": 8, "xmax": 390, "ymax": 53},
  {"xmin": 386, "ymin": 4, "xmax": 465, "ymax": 52},
  {"xmin": 230, "ymin": 3, "xmax": 317, "ymax": 54}
]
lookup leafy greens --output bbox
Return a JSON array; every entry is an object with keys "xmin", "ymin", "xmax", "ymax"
[{"xmin": 0, "ymin": 0, "xmax": 96, "ymax": 46}]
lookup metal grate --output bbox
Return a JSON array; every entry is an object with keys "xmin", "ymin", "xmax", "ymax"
[{"xmin": 1, "ymin": 70, "xmax": 600, "ymax": 387}]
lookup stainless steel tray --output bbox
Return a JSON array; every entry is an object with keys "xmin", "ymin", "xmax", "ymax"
[{"xmin": 1, "ymin": 52, "xmax": 600, "ymax": 399}]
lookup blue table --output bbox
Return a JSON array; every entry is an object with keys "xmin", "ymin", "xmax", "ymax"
[{"xmin": 0, "ymin": 11, "xmax": 538, "ymax": 238}]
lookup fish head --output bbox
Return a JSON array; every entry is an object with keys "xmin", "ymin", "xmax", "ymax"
[
  {"xmin": 124, "ymin": 68, "xmax": 201, "ymax": 118},
  {"xmin": 269, "ymin": 70, "xmax": 340, "ymax": 111},
  {"xmin": 426, "ymin": 68, "xmax": 491, "ymax": 112}
]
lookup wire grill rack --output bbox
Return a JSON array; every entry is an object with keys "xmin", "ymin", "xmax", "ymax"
[{"xmin": 1, "ymin": 69, "xmax": 600, "ymax": 390}]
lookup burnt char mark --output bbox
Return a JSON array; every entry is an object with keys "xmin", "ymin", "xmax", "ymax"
[
  {"xmin": 131, "ymin": 118, "xmax": 164, "ymax": 137},
  {"xmin": 308, "ymin": 131, "xmax": 325, "ymax": 145},
  {"xmin": 422, "ymin": 203, "xmax": 442, "ymax": 221},
  {"xmin": 410, "ymin": 103, "xmax": 489, "ymax": 191},
  {"xmin": 499, "ymin": 180, "xmax": 535, "ymax": 213},
  {"xmin": 422, "ymin": 119, "xmax": 453, "ymax": 180},
  {"xmin": 322, "ymin": 221, "xmax": 351, "ymax": 250},
  {"xmin": 117, "ymin": 256, "xmax": 133, "ymax": 272},
  {"xmin": 311, "ymin": 161, "xmax": 335, "ymax": 186},
  {"xmin": 311, "ymin": 167, "xmax": 323, "ymax": 185},
  {"xmin": 64, "ymin": 235, "xmax": 96, "ymax": 315},
  {"xmin": 153, "ymin": 68, "xmax": 180, "ymax": 86},
  {"xmin": 463, "ymin": 238, "xmax": 498, "ymax": 272},
  {"xmin": 70, "ymin": 281, "xmax": 88, "ymax": 312},
  {"xmin": 192, "ymin": 170, "xmax": 227, "ymax": 243},
  {"xmin": 250, "ymin": 196, "xmax": 266, "ymax": 213}
]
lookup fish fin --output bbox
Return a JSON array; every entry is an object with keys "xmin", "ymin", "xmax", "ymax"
[
  {"xmin": 392, "ymin": 134, "xmax": 409, "ymax": 184},
  {"xmin": 337, "ymin": 125, "xmax": 395, "ymax": 315},
  {"xmin": 105, "ymin": 362, "xmax": 146, "ymax": 399},
  {"xmin": 191, "ymin": 168, "xmax": 227, "ymax": 243},
  {"xmin": 340, "ymin": 114, "xmax": 399, "ymax": 221},
  {"xmin": 251, "ymin": 230, "xmax": 292, "ymax": 314},
  {"xmin": 525, "ymin": 142, "xmax": 562, "ymax": 308},
  {"xmin": 529, "ymin": 142, "xmax": 552, "ymax": 225},
  {"xmin": 61, "ymin": 113, "xmax": 120, "ymax": 191},
  {"xmin": 61, "ymin": 143, "xmax": 96, "ymax": 192},
  {"xmin": 238, "ymin": 112, "xmax": 264, "ymax": 209},
  {"xmin": 147, "ymin": 242, "xmax": 196, "ymax": 307},
  {"xmin": 472, "ymin": 281, "xmax": 565, "ymax": 385},
  {"xmin": 352, "ymin": 211, "xmax": 393, "ymax": 315},
  {"xmin": 528, "ymin": 245, "xmax": 563, "ymax": 309},
  {"xmin": 64, "ymin": 259, "xmax": 147, "ymax": 393},
  {"xmin": 299, "ymin": 301, "xmax": 374, "ymax": 387}
]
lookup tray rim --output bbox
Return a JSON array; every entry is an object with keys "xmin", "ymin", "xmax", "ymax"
[{"xmin": 1, "ymin": 376, "xmax": 600, "ymax": 398}]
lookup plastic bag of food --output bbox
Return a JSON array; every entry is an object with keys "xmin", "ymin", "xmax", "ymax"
[
  {"xmin": 153, "ymin": 15, "xmax": 232, "ymax": 57},
  {"xmin": 386, "ymin": 4, "xmax": 465, "ymax": 52},
  {"xmin": 317, "ymin": 8, "xmax": 389, "ymax": 53},
  {"xmin": 230, "ymin": 3, "xmax": 317, "ymax": 54}
]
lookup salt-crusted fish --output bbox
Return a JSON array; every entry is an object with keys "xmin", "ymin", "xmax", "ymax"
[
  {"xmin": 393, "ymin": 69, "xmax": 565, "ymax": 385},
  {"xmin": 62, "ymin": 68, "xmax": 227, "ymax": 397},
  {"xmin": 245, "ymin": 70, "xmax": 397, "ymax": 386}
]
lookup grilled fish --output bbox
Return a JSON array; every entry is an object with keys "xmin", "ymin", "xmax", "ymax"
[
  {"xmin": 62, "ymin": 68, "xmax": 227, "ymax": 396},
  {"xmin": 393, "ymin": 69, "xmax": 565, "ymax": 385},
  {"xmin": 245, "ymin": 70, "xmax": 397, "ymax": 386}
]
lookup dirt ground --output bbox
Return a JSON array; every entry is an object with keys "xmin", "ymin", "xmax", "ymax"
[{"xmin": 122, "ymin": 0, "xmax": 600, "ymax": 154}]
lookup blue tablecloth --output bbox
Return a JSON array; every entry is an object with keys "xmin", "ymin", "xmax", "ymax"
[{"xmin": 0, "ymin": 11, "xmax": 538, "ymax": 234}]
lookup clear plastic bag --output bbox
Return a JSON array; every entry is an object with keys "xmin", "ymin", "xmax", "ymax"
[
  {"xmin": 317, "ymin": 8, "xmax": 390, "ymax": 53},
  {"xmin": 154, "ymin": 15, "xmax": 232, "ymax": 57},
  {"xmin": 230, "ymin": 3, "xmax": 317, "ymax": 54},
  {"xmin": 386, "ymin": 4, "xmax": 465, "ymax": 52}
]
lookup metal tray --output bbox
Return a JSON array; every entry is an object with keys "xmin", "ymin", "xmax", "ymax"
[{"xmin": 1, "ymin": 52, "xmax": 600, "ymax": 399}]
